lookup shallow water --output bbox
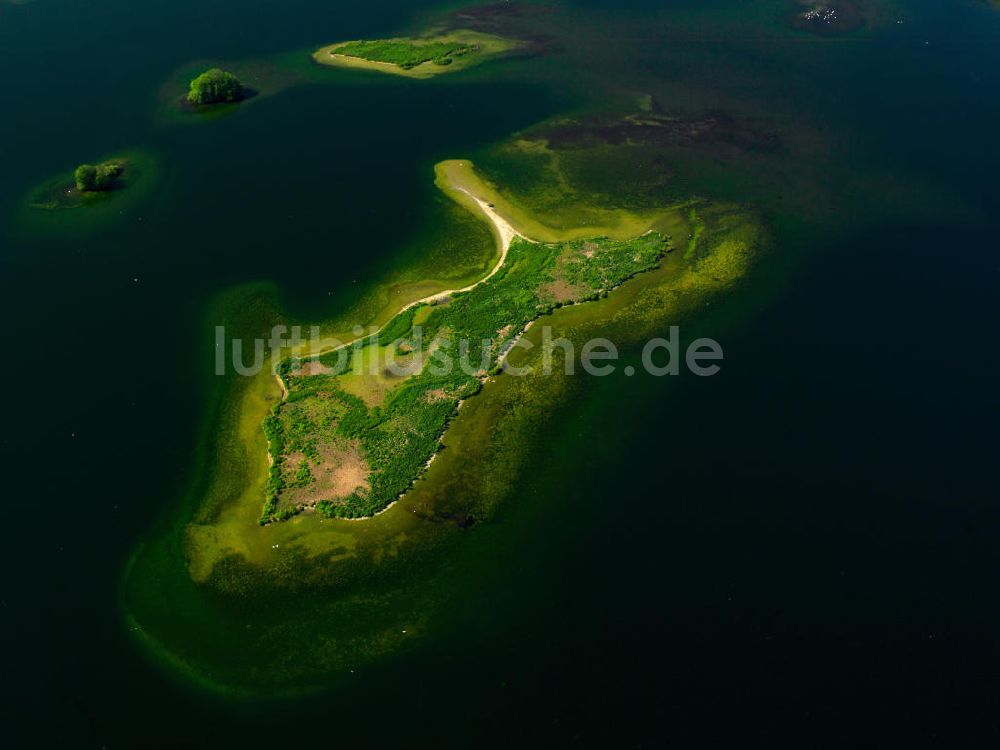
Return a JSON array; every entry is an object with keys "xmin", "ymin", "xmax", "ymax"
[{"xmin": 1, "ymin": 0, "xmax": 998, "ymax": 745}]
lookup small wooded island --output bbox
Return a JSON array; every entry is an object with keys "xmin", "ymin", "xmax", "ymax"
[
  {"xmin": 25, "ymin": 153, "xmax": 149, "ymax": 215},
  {"xmin": 187, "ymin": 68, "xmax": 243, "ymax": 105},
  {"xmin": 21, "ymin": 150, "xmax": 161, "ymax": 237},
  {"xmin": 74, "ymin": 161, "xmax": 123, "ymax": 192}
]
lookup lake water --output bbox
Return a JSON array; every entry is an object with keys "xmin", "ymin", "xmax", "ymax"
[{"xmin": 1, "ymin": 0, "xmax": 998, "ymax": 745}]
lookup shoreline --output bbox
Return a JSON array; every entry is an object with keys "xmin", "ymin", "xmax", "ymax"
[
  {"xmin": 272, "ymin": 164, "xmax": 523, "ymax": 393},
  {"xmin": 264, "ymin": 163, "xmax": 679, "ymax": 524},
  {"xmin": 267, "ymin": 163, "xmax": 526, "ymax": 522}
]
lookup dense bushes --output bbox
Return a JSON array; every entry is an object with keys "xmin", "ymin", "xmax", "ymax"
[
  {"xmin": 258, "ymin": 414, "xmax": 285, "ymax": 524},
  {"xmin": 376, "ymin": 306, "xmax": 417, "ymax": 345},
  {"xmin": 260, "ymin": 232, "xmax": 669, "ymax": 522},
  {"xmin": 331, "ymin": 40, "xmax": 475, "ymax": 69},
  {"xmin": 561, "ymin": 234, "xmax": 665, "ymax": 290},
  {"xmin": 74, "ymin": 161, "xmax": 123, "ymax": 192},
  {"xmin": 187, "ymin": 68, "xmax": 243, "ymax": 105}
]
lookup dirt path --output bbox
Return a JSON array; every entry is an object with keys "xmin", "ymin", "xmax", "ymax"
[{"xmin": 273, "ymin": 182, "xmax": 525, "ymax": 395}]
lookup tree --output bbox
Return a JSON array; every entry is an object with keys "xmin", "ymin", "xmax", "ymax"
[
  {"xmin": 74, "ymin": 164, "xmax": 98, "ymax": 191},
  {"xmin": 187, "ymin": 68, "xmax": 243, "ymax": 105},
  {"xmin": 74, "ymin": 161, "xmax": 123, "ymax": 192}
]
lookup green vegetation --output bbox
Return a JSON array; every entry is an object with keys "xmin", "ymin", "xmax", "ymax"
[
  {"xmin": 330, "ymin": 39, "xmax": 475, "ymax": 69},
  {"xmin": 22, "ymin": 151, "xmax": 159, "ymax": 232},
  {"xmin": 261, "ymin": 231, "xmax": 670, "ymax": 522},
  {"xmin": 375, "ymin": 306, "xmax": 418, "ymax": 345},
  {"xmin": 125, "ymin": 196, "xmax": 761, "ymax": 694},
  {"xmin": 121, "ymin": 140, "xmax": 762, "ymax": 693},
  {"xmin": 187, "ymin": 68, "xmax": 243, "ymax": 105},
  {"xmin": 74, "ymin": 161, "xmax": 123, "ymax": 192},
  {"xmin": 313, "ymin": 31, "xmax": 515, "ymax": 79}
]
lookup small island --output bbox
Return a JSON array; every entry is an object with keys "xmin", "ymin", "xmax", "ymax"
[
  {"xmin": 74, "ymin": 160, "xmax": 123, "ymax": 192},
  {"xmin": 27, "ymin": 155, "xmax": 140, "ymax": 212},
  {"xmin": 312, "ymin": 30, "xmax": 517, "ymax": 79},
  {"xmin": 187, "ymin": 68, "xmax": 244, "ymax": 105},
  {"xmin": 20, "ymin": 150, "xmax": 158, "ymax": 238}
]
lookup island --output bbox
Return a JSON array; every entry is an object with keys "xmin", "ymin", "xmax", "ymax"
[
  {"xmin": 312, "ymin": 30, "xmax": 518, "ymax": 79},
  {"xmin": 24, "ymin": 151, "xmax": 152, "ymax": 214},
  {"xmin": 262, "ymin": 198, "xmax": 670, "ymax": 522},
  {"xmin": 74, "ymin": 160, "xmax": 123, "ymax": 192},
  {"xmin": 187, "ymin": 67, "xmax": 243, "ymax": 105},
  {"xmin": 254, "ymin": 159, "xmax": 758, "ymax": 524},
  {"xmin": 125, "ymin": 153, "xmax": 759, "ymax": 693}
]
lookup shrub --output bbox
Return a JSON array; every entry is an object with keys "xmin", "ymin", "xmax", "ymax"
[
  {"xmin": 187, "ymin": 68, "xmax": 243, "ymax": 105},
  {"xmin": 74, "ymin": 161, "xmax": 123, "ymax": 192}
]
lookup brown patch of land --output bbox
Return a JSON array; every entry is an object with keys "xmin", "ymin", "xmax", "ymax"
[
  {"xmin": 424, "ymin": 388, "xmax": 452, "ymax": 403},
  {"xmin": 297, "ymin": 359, "xmax": 335, "ymax": 376},
  {"xmin": 539, "ymin": 279, "xmax": 589, "ymax": 304},
  {"xmin": 278, "ymin": 439, "xmax": 370, "ymax": 510},
  {"xmin": 536, "ymin": 241, "xmax": 610, "ymax": 305}
]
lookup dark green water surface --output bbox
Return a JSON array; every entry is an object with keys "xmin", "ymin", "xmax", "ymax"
[{"xmin": 1, "ymin": 0, "xmax": 998, "ymax": 745}]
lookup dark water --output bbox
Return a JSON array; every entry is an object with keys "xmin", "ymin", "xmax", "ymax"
[{"xmin": 1, "ymin": 0, "xmax": 998, "ymax": 746}]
